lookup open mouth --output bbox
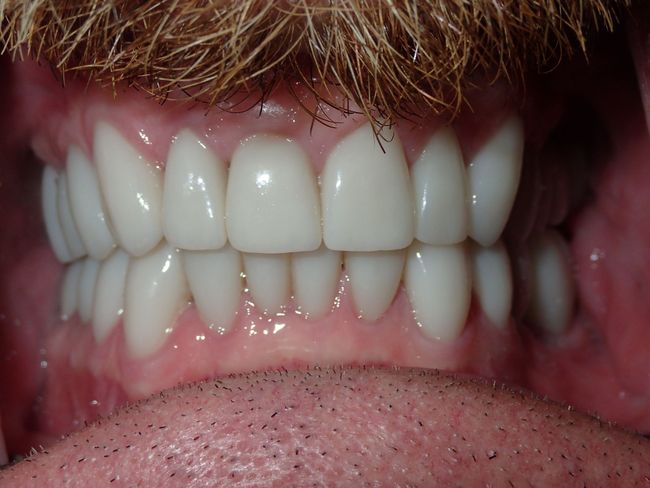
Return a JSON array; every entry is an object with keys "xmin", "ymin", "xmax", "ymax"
[{"xmin": 1, "ymin": 0, "xmax": 650, "ymax": 484}]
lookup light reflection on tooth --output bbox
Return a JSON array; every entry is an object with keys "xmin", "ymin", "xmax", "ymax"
[
  {"xmin": 94, "ymin": 122, "xmax": 163, "ymax": 257},
  {"xmin": 66, "ymin": 146, "xmax": 116, "ymax": 260},
  {"xmin": 183, "ymin": 245, "xmax": 242, "ymax": 332},
  {"xmin": 467, "ymin": 115, "xmax": 524, "ymax": 247},
  {"xmin": 405, "ymin": 242, "xmax": 471, "ymax": 341},
  {"xmin": 243, "ymin": 253, "xmax": 290, "ymax": 314},
  {"xmin": 292, "ymin": 245, "xmax": 342, "ymax": 319},
  {"xmin": 57, "ymin": 172, "xmax": 87, "ymax": 260},
  {"xmin": 125, "ymin": 243, "xmax": 189, "ymax": 358},
  {"xmin": 162, "ymin": 129, "xmax": 228, "ymax": 250},
  {"xmin": 345, "ymin": 250, "xmax": 404, "ymax": 321},
  {"xmin": 78, "ymin": 257, "xmax": 100, "ymax": 323},
  {"xmin": 471, "ymin": 241, "xmax": 512, "ymax": 329},
  {"xmin": 60, "ymin": 260, "xmax": 83, "ymax": 320},
  {"xmin": 42, "ymin": 167, "xmax": 72, "ymax": 262},
  {"xmin": 92, "ymin": 250, "xmax": 130, "ymax": 343},
  {"xmin": 412, "ymin": 127, "xmax": 468, "ymax": 245}
]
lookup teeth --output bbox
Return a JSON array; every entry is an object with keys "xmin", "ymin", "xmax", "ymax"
[
  {"xmin": 94, "ymin": 122, "xmax": 163, "ymax": 257},
  {"xmin": 57, "ymin": 171, "xmax": 87, "ymax": 260},
  {"xmin": 60, "ymin": 260, "xmax": 83, "ymax": 320},
  {"xmin": 78, "ymin": 257, "xmax": 101, "ymax": 323},
  {"xmin": 183, "ymin": 245, "xmax": 243, "ymax": 332},
  {"xmin": 242, "ymin": 253, "xmax": 291, "ymax": 314},
  {"xmin": 125, "ymin": 243, "xmax": 189, "ymax": 358},
  {"xmin": 345, "ymin": 250, "xmax": 404, "ymax": 321},
  {"xmin": 412, "ymin": 127, "xmax": 468, "ymax": 245},
  {"xmin": 467, "ymin": 115, "xmax": 524, "ymax": 247},
  {"xmin": 527, "ymin": 230, "xmax": 575, "ymax": 335},
  {"xmin": 92, "ymin": 250, "xmax": 130, "ymax": 343},
  {"xmin": 162, "ymin": 130, "xmax": 228, "ymax": 250},
  {"xmin": 226, "ymin": 134, "xmax": 321, "ymax": 253},
  {"xmin": 292, "ymin": 245, "xmax": 342, "ymax": 319},
  {"xmin": 42, "ymin": 167, "xmax": 72, "ymax": 262},
  {"xmin": 405, "ymin": 242, "xmax": 471, "ymax": 341},
  {"xmin": 66, "ymin": 146, "xmax": 116, "ymax": 260},
  {"xmin": 471, "ymin": 241, "xmax": 513, "ymax": 329},
  {"xmin": 321, "ymin": 123, "xmax": 414, "ymax": 251}
]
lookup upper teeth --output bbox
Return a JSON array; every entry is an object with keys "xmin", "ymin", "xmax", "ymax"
[{"xmin": 41, "ymin": 114, "xmax": 549, "ymax": 358}]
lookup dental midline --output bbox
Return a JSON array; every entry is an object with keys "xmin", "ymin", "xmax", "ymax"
[{"xmin": 42, "ymin": 114, "xmax": 575, "ymax": 358}]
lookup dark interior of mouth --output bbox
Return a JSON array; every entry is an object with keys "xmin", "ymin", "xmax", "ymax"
[{"xmin": 0, "ymin": 24, "xmax": 649, "ymax": 464}]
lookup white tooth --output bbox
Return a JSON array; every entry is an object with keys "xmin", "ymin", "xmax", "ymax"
[
  {"xmin": 162, "ymin": 130, "xmax": 228, "ymax": 250},
  {"xmin": 412, "ymin": 127, "xmax": 468, "ymax": 245},
  {"xmin": 57, "ymin": 171, "xmax": 87, "ymax": 260},
  {"xmin": 94, "ymin": 122, "xmax": 163, "ymax": 257},
  {"xmin": 60, "ymin": 260, "xmax": 83, "ymax": 320},
  {"xmin": 405, "ymin": 242, "xmax": 471, "ymax": 341},
  {"xmin": 292, "ymin": 246, "xmax": 342, "ymax": 319},
  {"xmin": 467, "ymin": 115, "xmax": 524, "ymax": 247},
  {"xmin": 242, "ymin": 253, "xmax": 290, "ymax": 314},
  {"xmin": 42, "ymin": 167, "xmax": 72, "ymax": 262},
  {"xmin": 125, "ymin": 244, "xmax": 189, "ymax": 358},
  {"xmin": 345, "ymin": 250, "xmax": 404, "ymax": 321},
  {"xmin": 78, "ymin": 257, "xmax": 100, "ymax": 323},
  {"xmin": 471, "ymin": 241, "xmax": 512, "ymax": 329},
  {"xmin": 321, "ymin": 123, "xmax": 414, "ymax": 251},
  {"xmin": 183, "ymin": 245, "xmax": 242, "ymax": 332},
  {"xmin": 226, "ymin": 134, "xmax": 321, "ymax": 253},
  {"xmin": 92, "ymin": 250, "xmax": 130, "ymax": 343},
  {"xmin": 66, "ymin": 146, "xmax": 116, "ymax": 260},
  {"xmin": 527, "ymin": 230, "xmax": 575, "ymax": 335}
]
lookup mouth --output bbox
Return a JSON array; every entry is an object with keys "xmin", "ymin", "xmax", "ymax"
[{"xmin": 1, "ymin": 0, "xmax": 650, "ymax": 484}]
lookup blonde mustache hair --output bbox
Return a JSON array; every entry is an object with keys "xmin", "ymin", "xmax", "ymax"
[{"xmin": 0, "ymin": 0, "xmax": 627, "ymax": 125}]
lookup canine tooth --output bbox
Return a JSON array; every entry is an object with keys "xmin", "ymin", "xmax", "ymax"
[
  {"xmin": 42, "ymin": 167, "xmax": 72, "ymax": 262},
  {"xmin": 412, "ymin": 127, "xmax": 468, "ymax": 245},
  {"xmin": 405, "ymin": 242, "xmax": 471, "ymax": 341},
  {"xmin": 226, "ymin": 135, "xmax": 321, "ymax": 253},
  {"xmin": 467, "ymin": 115, "xmax": 524, "ymax": 246},
  {"xmin": 78, "ymin": 257, "xmax": 100, "ymax": 323},
  {"xmin": 92, "ymin": 250, "xmax": 129, "ymax": 343},
  {"xmin": 125, "ymin": 244, "xmax": 189, "ymax": 358},
  {"xmin": 57, "ymin": 172, "xmax": 87, "ymax": 260},
  {"xmin": 60, "ymin": 260, "xmax": 83, "ymax": 320},
  {"xmin": 183, "ymin": 245, "xmax": 242, "ymax": 332},
  {"xmin": 292, "ymin": 246, "xmax": 342, "ymax": 319},
  {"xmin": 163, "ymin": 130, "xmax": 228, "ymax": 250},
  {"xmin": 471, "ymin": 241, "xmax": 512, "ymax": 329},
  {"xmin": 321, "ymin": 123, "xmax": 414, "ymax": 251},
  {"xmin": 94, "ymin": 122, "xmax": 163, "ymax": 257},
  {"xmin": 66, "ymin": 146, "xmax": 116, "ymax": 260},
  {"xmin": 345, "ymin": 250, "xmax": 404, "ymax": 321},
  {"xmin": 243, "ymin": 253, "xmax": 290, "ymax": 314},
  {"xmin": 527, "ymin": 230, "xmax": 575, "ymax": 335}
]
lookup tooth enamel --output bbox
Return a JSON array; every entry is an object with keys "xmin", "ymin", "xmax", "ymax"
[
  {"xmin": 467, "ymin": 115, "xmax": 524, "ymax": 247},
  {"xmin": 94, "ymin": 122, "xmax": 163, "ymax": 257},
  {"xmin": 405, "ymin": 242, "xmax": 471, "ymax": 341},
  {"xmin": 162, "ymin": 130, "xmax": 228, "ymax": 250},
  {"xmin": 78, "ymin": 257, "xmax": 100, "ymax": 323},
  {"xmin": 66, "ymin": 146, "xmax": 116, "ymax": 260},
  {"xmin": 321, "ymin": 123, "xmax": 414, "ymax": 251},
  {"xmin": 125, "ymin": 244, "xmax": 189, "ymax": 358},
  {"xmin": 242, "ymin": 253, "xmax": 291, "ymax": 314},
  {"xmin": 42, "ymin": 167, "xmax": 72, "ymax": 262},
  {"xmin": 226, "ymin": 135, "xmax": 321, "ymax": 253},
  {"xmin": 60, "ymin": 260, "xmax": 83, "ymax": 320},
  {"xmin": 183, "ymin": 245, "xmax": 243, "ymax": 332},
  {"xmin": 92, "ymin": 250, "xmax": 130, "ymax": 343},
  {"xmin": 292, "ymin": 246, "xmax": 342, "ymax": 319},
  {"xmin": 527, "ymin": 230, "xmax": 575, "ymax": 335},
  {"xmin": 471, "ymin": 241, "xmax": 513, "ymax": 329},
  {"xmin": 412, "ymin": 127, "xmax": 468, "ymax": 245},
  {"xmin": 57, "ymin": 171, "xmax": 87, "ymax": 260},
  {"xmin": 345, "ymin": 250, "xmax": 404, "ymax": 321}
]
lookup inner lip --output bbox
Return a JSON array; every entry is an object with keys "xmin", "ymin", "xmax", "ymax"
[{"xmin": 3, "ymin": 9, "xmax": 648, "ymax": 478}]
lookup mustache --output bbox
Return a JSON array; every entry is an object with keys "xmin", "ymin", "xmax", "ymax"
[{"xmin": 0, "ymin": 0, "xmax": 629, "ymax": 124}]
